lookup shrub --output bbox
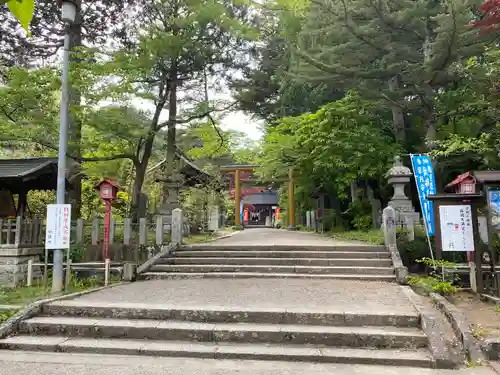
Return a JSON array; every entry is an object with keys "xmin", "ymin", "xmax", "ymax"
[{"xmin": 408, "ymin": 258, "xmax": 460, "ymax": 296}]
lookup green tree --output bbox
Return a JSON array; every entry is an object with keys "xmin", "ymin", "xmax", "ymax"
[
  {"xmin": 291, "ymin": 0, "xmax": 495, "ymax": 145},
  {"xmin": 258, "ymin": 92, "xmax": 397, "ymax": 207}
]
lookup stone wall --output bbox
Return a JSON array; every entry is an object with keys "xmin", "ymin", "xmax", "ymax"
[{"xmin": 0, "ymin": 246, "xmax": 43, "ymax": 287}]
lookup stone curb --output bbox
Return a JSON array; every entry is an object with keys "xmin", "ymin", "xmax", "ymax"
[
  {"xmin": 401, "ymin": 286, "xmax": 465, "ymax": 369},
  {"xmin": 136, "ymin": 232, "xmax": 236, "ymax": 275},
  {"xmin": 387, "ymin": 244, "xmax": 408, "ymax": 285},
  {"xmin": 478, "ymin": 294, "xmax": 500, "ymax": 360},
  {"xmin": 137, "ymin": 243, "xmax": 178, "ymax": 274},
  {"xmin": 0, "ymin": 282, "xmax": 128, "ymax": 340},
  {"xmin": 429, "ymin": 292, "xmax": 486, "ymax": 364},
  {"xmin": 205, "ymin": 231, "xmax": 237, "ymax": 242}
]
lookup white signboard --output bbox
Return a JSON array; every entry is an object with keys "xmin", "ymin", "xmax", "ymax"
[
  {"xmin": 45, "ymin": 204, "xmax": 71, "ymax": 249},
  {"xmin": 439, "ymin": 204, "xmax": 474, "ymax": 252}
]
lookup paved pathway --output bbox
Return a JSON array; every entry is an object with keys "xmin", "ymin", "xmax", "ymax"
[
  {"xmin": 0, "ymin": 351, "xmax": 497, "ymax": 375},
  {"xmin": 74, "ymin": 278, "xmax": 416, "ymax": 315},
  {"xmin": 77, "ymin": 228, "xmax": 402, "ymax": 313},
  {"xmin": 206, "ymin": 228, "xmax": 372, "ymax": 246}
]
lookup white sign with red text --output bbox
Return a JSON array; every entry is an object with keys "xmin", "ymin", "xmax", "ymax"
[
  {"xmin": 439, "ymin": 204, "xmax": 474, "ymax": 252},
  {"xmin": 45, "ymin": 204, "xmax": 71, "ymax": 249}
]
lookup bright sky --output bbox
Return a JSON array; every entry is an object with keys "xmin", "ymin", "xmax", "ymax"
[{"xmin": 220, "ymin": 111, "xmax": 264, "ymax": 141}]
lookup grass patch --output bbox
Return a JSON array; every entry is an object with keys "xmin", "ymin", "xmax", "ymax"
[
  {"xmin": 0, "ymin": 310, "xmax": 16, "ymax": 324},
  {"xmin": 183, "ymin": 233, "xmax": 217, "ymax": 244},
  {"xmin": 0, "ymin": 285, "xmax": 51, "ymax": 306},
  {"xmin": 330, "ymin": 229, "xmax": 385, "ymax": 245},
  {"xmin": 0, "ymin": 274, "xmax": 121, "ymax": 311}
]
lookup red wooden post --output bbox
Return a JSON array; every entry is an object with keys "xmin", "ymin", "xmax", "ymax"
[
  {"xmin": 103, "ymin": 200, "xmax": 111, "ymax": 260},
  {"xmin": 95, "ymin": 179, "xmax": 120, "ymax": 261}
]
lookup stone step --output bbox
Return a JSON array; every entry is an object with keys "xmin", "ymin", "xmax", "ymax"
[
  {"xmin": 43, "ymin": 301, "xmax": 419, "ymax": 327},
  {"xmin": 179, "ymin": 245, "xmax": 386, "ymax": 253},
  {"xmin": 161, "ymin": 257, "xmax": 393, "ymax": 267},
  {"xmin": 149, "ymin": 264, "xmax": 395, "ymax": 275},
  {"xmin": 2, "ymin": 335, "xmax": 435, "ymax": 367},
  {"xmin": 141, "ymin": 272, "xmax": 397, "ymax": 281},
  {"xmin": 171, "ymin": 250, "xmax": 390, "ymax": 259},
  {"xmin": 0, "ymin": 335, "xmax": 434, "ymax": 367},
  {"xmin": 17, "ymin": 317, "xmax": 427, "ymax": 348}
]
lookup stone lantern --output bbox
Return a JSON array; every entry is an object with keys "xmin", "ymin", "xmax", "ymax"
[{"xmin": 386, "ymin": 155, "xmax": 419, "ymax": 224}]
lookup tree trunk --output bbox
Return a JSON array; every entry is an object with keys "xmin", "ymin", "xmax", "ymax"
[
  {"xmin": 130, "ymin": 162, "xmax": 147, "ymax": 223},
  {"xmin": 161, "ymin": 66, "xmax": 178, "ymax": 208},
  {"xmin": 68, "ymin": 11, "xmax": 83, "ymax": 218},
  {"xmin": 130, "ymin": 131, "xmax": 157, "ymax": 222},
  {"xmin": 388, "ymin": 76, "xmax": 406, "ymax": 143}
]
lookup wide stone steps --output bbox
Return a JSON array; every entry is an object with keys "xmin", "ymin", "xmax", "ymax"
[
  {"xmin": 143, "ymin": 244, "xmax": 396, "ymax": 281},
  {"xmin": 172, "ymin": 250, "xmax": 391, "ymax": 259},
  {"xmin": 16, "ymin": 316, "xmax": 427, "ymax": 347},
  {"xmin": 41, "ymin": 302, "xmax": 419, "ymax": 327},
  {"xmin": 160, "ymin": 257, "xmax": 393, "ymax": 267},
  {"xmin": 178, "ymin": 245, "xmax": 386, "ymax": 253},
  {"xmin": 0, "ymin": 335, "xmax": 433, "ymax": 367},
  {"xmin": 142, "ymin": 272, "xmax": 397, "ymax": 281},
  {"xmin": 0, "ymin": 299, "xmax": 431, "ymax": 367},
  {"xmin": 149, "ymin": 264, "xmax": 395, "ymax": 275}
]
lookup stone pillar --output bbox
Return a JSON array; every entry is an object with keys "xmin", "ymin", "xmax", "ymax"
[
  {"xmin": 383, "ymin": 206, "xmax": 397, "ymax": 246},
  {"xmin": 306, "ymin": 211, "xmax": 311, "ymax": 228},
  {"xmin": 310, "ymin": 210, "xmax": 317, "ymax": 232},
  {"xmin": 207, "ymin": 204, "xmax": 220, "ymax": 231},
  {"xmin": 160, "ymin": 174, "xmax": 183, "ymax": 226},
  {"xmin": 265, "ymin": 216, "xmax": 271, "ymax": 227},
  {"xmin": 171, "ymin": 208, "xmax": 183, "ymax": 245},
  {"xmin": 386, "ymin": 155, "xmax": 420, "ymax": 224}
]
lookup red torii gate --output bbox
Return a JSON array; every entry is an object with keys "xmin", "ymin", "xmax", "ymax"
[{"xmin": 220, "ymin": 164, "xmax": 296, "ymax": 230}]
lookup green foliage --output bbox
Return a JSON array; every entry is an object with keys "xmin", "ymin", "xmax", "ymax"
[
  {"xmin": 396, "ymin": 228, "xmax": 434, "ymax": 268},
  {"xmin": 2, "ymin": 0, "xmax": 34, "ymax": 32},
  {"xmin": 346, "ymin": 199, "xmax": 372, "ymax": 231},
  {"xmin": 408, "ymin": 276, "xmax": 458, "ymax": 295},
  {"xmin": 408, "ymin": 257, "xmax": 460, "ymax": 295},
  {"xmin": 330, "ymin": 229, "xmax": 385, "ymax": 245},
  {"xmin": 258, "ymin": 92, "xmax": 397, "ymax": 211}
]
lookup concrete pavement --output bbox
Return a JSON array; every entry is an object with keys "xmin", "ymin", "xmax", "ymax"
[
  {"xmin": 72, "ymin": 278, "xmax": 416, "ymax": 315},
  {"xmin": 202, "ymin": 228, "xmax": 371, "ymax": 246},
  {"xmin": 0, "ymin": 351, "xmax": 497, "ymax": 375}
]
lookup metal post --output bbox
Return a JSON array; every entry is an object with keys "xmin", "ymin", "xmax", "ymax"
[{"xmin": 52, "ymin": 32, "xmax": 71, "ymax": 294}]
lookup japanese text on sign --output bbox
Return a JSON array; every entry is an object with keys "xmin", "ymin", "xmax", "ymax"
[
  {"xmin": 439, "ymin": 204, "xmax": 474, "ymax": 252},
  {"xmin": 45, "ymin": 204, "xmax": 71, "ymax": 249},
  {"xmin": 410, "ymin": 155, "xmax": 437, "ymax": 236}
]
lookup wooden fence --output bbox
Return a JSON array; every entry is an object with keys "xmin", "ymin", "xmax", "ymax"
[{"xmin": 0, "ymin": 215, "xmax": 191, "ymax": 248}]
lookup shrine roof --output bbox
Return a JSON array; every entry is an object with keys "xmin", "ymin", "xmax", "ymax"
[{"xmin": 0, "ymin": 157, "xmax": 68, "ymax": 193}]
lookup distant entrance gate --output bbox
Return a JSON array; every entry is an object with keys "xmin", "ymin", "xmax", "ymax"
[{"xmin": 220, "ymin": 165, "xmax": 296, "ymax": 230}]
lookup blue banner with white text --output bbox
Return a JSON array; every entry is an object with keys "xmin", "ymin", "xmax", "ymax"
[{"xmin": 410, "ymin": 154, "xmax": 436, "ymax": 236}]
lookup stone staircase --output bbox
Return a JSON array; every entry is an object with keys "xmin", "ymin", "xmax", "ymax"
[
  {"xmin": 140, "ymin": 244, "xmax": 397, "ymax": 281},
  {"xmin": 0, "ymin": 299, "xmax": 434, "ymax": 367}
]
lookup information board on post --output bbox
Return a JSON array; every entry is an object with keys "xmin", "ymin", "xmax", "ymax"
[
  {"xmin": 45, "ymin": 204, "xmax": 71, "ymax": 249},
  {"xmin": 439, "ymin": 204, "xmax": 474, "ymax": 252},
  {"xmin": 410, "ymin": 155, "xmax": 437, "ymax": 236}
]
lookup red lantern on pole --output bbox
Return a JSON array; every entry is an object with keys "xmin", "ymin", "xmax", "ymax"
[{"xmin": 95, "ymin": 179, "xmax": 120, "ymax": 261}]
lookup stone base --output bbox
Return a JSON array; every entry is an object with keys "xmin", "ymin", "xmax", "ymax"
[
  {"xmin": 287, "ymin": 225, "xmax": 297, "ymax": 231},
  {"xmin": 0, "ymin": 246, "xmax": 43, "ymax": 287},
  {"xmin": 232, "ymin": 225, "xmax": 244, "ymax": 231}
]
